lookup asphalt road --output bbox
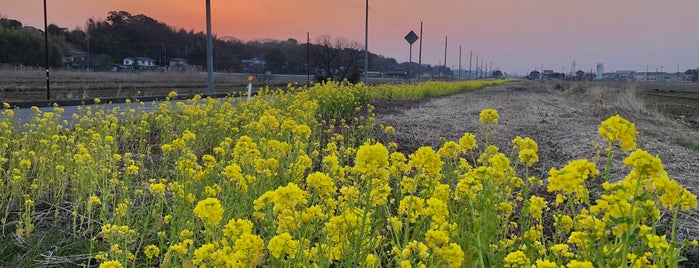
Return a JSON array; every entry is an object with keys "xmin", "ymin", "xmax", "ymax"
[{"xmin": 11, "ymin": 100, "xmax": 158, "ymax": 126}]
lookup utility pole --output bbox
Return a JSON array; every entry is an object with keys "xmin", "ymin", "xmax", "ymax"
[
  {"xmin": 86, "ymin": 36, "xmax": 90, "ymax": 72},
  {"xmin": 481, "ymin": 58, "xmax": 484, "ymax": 79},
  {"xmin": 468, "ymin": 51, "xmax": 472, "ymax": 80},
  {"xmin": 43, "ymin": 0, "xmax": 50, "ymax": 100},
  {"xmin": 205, "ymin": 0, "xmax": 214, "ymax": 93},
  {"xmin": 475, "ymin": 54, "xmax": 478, "ymax": 79},
  {"xmin": 418, "ymin": 21, "xmax": 423, "ymax": 82},
  {"xmin": 307, "ymin": 32, "xmax": 310, "ymax": 85},
  {"xmin": 364, "ymin": 0, "xmax": 369, "ymax": 84},
  {"xmin": 458, "ymin": 45, "xmax": 462, "ymax": 80},
  {"xmin": 443, "ymin": 36, "xmax": 448, "ymax": 79}
]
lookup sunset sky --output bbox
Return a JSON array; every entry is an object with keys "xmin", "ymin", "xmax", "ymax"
[{"xmin": 4, "ymin": 0, "xmax": 699, "ymax": 75}]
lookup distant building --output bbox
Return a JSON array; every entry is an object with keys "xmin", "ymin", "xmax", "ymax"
[
  {"xmin": 168, "ymin": 58, "xmax": 188, "ymax": 72},
  {"xmin": 615, "ymin": 70, "xmax": 636, "ymax": 81},
  {"xmin": 241, "ymin": 58, "xmax": 266, "ymax": 72},
  {"xmin": 123, "ymin": 57, "xmax": 156, "ymax": 70},
  {"xmin": 62, "ymin": 52, "xmax": 87, "ymax": 69},
  {"xmin": 596, "ymin": 63, "xmax": 604, "ymax": 80},
  {"xmin": 633, "ymin": 72, "xmax": 692, "ymax": 82}
]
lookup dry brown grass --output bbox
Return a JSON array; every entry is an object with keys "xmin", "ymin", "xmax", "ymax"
[{"xmin": 0, "ymin": 70, "xmax": 311, "ymax": 102}]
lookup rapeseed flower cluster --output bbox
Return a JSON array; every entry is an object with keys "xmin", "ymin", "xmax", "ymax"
[{"xmin": 1, "ymin": 80, "xmax": 696, "ymax": 267}]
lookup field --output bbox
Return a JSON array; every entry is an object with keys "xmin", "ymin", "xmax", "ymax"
[
  {"xmin": 0, "ymin": 69, "xmax": 405, "ymax": 103},
  {"xmin": 1, "ymin": 77, "xmax": 698, "ymax": 267}
]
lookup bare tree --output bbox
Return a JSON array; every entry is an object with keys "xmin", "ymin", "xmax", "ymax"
[{"xmin": 310, "ymin": 35, "xmax": 363, "ymax": 83}]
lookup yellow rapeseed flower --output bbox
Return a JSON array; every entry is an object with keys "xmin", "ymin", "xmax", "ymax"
[
  {"xmin": 399, "ymin": 196, "xmax": 426, "ymax": 223},
  {"xmin": 98, "ymin": 260, "xmax": 123, "ymax": 268},
  {"xmin": 547, "ymin": 159, "xmax": 599, "ymax": 202},
  {"xmin": 566, "ymin": 260, "xmax": 595, "ymax": 268},
  {"xmin": 268, "ymin": 232, "xmax": 299, "ymax": 259},
  {"xmin": 437, "ymin": 141, "xmax": 460, "ymax": 159},
  {"xmin": 149, "ymin": 183, "xmax": 166, "ymax": 195},
  {"xmin": 535, "ymin": 259, "xmax": 559, "ymax": 268},
  {"xmin": 458, "ymin": 132, "xmax": 478, "ymax": 152},
  {"xmin": 479, "ymin": 108, "xmax": 499, "ymax": 124},
  {"xmin": 193, "ymin": 243, "xmax": 216, "ymax": 265},
  {"xmin": 353, "ymin": 142, "xmax": 389, "ymax": 175},
  {"xmin": 408, "ymin": 146, "xmax": 443, "ymax": 176},
  {"xmin": 144, "ymin": 244, "xmax": 160, "ymax": 259},
  {"xmin": 528, "ymin": 195, "xmax": 548, "ymax": 221},
  {"xmin": 504, "ymin": 250, "xmax": 530, "ymax": 267},
  {"xmin": 193, "ymin": 197, "xmax": 224, "ymax": 225},
  {"xmin": 599, "ymin": 114, "xmax": 638, "ymax": 151},
  {"xmin": 365, "ymin": 253, "xmax": 379, "ymax": 268}
]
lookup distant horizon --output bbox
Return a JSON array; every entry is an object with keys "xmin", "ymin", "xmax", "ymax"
[{"xmin": 3, "ymin": 0, "xmax": 699, "ymax": 75}]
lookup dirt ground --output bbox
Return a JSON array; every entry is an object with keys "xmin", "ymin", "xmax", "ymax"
[{"xmin": 374, "ymin": 81, "xmax": 699, "ymax": 240}]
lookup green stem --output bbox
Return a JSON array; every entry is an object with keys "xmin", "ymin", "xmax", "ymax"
[
  {"xmin": 484, "ymin": 123, "xmax": 491, "ymax": 148},
  {"xmin": 352, "ymin": 175, "xmax": 373, "ymax": 266},
  {"xmin": 620, "ymin": 170, "xmax": 644, "ymax": 268},
  {"xmin": 604, "ymin": 143, "xmax": 614, "ymax": 182}
]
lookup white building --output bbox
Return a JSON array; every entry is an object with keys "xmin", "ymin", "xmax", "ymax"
[{"xmin": 123, "ymin": 57, "xmax": 156, "ymax": 69}]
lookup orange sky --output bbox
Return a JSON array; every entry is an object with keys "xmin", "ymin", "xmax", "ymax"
[{"xmin": 4, "ymin": 0, "xmax": 699, "ymax": 74}]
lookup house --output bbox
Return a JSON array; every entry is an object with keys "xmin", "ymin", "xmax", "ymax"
[
  {"xmin": 528, "ymin": 70, "xmax": 541, "ymax": 80},
  {"xmin": 241, "ymin": 58, "xmax": 266, "ymax": 72},
  {"xmin": 634, "ymin": 72, "xmax": 691, "ymax": 82},
  {"xmin": 542, "ymin": 70, "xmax": 554, "ymax": 80},
  {"xmin": 123, "ymin": 57, "xmax": 156, "ymax": 70},
  {"xmin": 615, "ymin": 70, "xmax": 636, "ymax": 81},
  {"xmin": 62, "ymin": 52, "xmax": 87, "ymax": 69},
  {"xmin": 168, "ymin": 58, "xmax": 188, "ymax": 72}
]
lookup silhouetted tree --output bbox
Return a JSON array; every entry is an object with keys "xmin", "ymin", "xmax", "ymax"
[{"xmin": 310, "ymin": 35, "xmax": 363, "ymax": 83}]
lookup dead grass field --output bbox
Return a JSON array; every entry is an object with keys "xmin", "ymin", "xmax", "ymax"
[
  {"xmin": 374, "ymin": 81, "xmax": 699, "ymax": 249},
  {"xmin": 0, "ymin": 70, "xmax": 409, "ymax": 103},
  {"xmin": 0, "ymin": 70, "xmax": 311, "ymax": 102}
]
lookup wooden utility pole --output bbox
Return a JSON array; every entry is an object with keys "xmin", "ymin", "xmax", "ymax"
[
  {"xmin": 43, "ymin": 0, "xmax": 50, "ymax": 100},
  {"xmin": 458, "ymin": 45, "xmax": 462, "ymax": 80},
  {"xmin": 418, "ymin": 21, "xmax": 423, "ymax": 81},
  {"xmin": 205, "ymin": 0, "xmax": 214, "ymax": 93},
  {"xmin": 364, "ymin": 0, "xmax": 369, "ymax": 84},
  {"xmin": 469, "ymin": 51, "xmax": 472, "ymax": 80},
  {"xmin": 443, "ymin": 36, "xmax": 448, "ymax": 79}
]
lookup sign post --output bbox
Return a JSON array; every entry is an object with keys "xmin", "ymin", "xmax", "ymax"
[
  {"xmin": 404, "ymin": 31, "xmax": 419, "ymax": 83},
  {"xmin": 247, "ymin": 76, "xmax": 254, "ymax": 99}
]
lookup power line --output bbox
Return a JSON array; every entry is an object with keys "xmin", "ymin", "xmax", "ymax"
[{"xmin": 257, "ymin": 0, "xmax": 291, "ymax": 24}]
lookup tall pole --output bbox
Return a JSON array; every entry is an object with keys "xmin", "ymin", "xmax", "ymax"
[
  {"xmin": 43, "ymin": 0, "xmax": 50, "ymax": 100},
  {"xmin": 307, "ymin": 32, "xmax": 310, "ymax": 85},
  {"xmin": 418, "ymin": 21, "xmax": 423, "ymax": 81},
  {"xmin": 86, "ymin": 36, "xmax": 90, "ymax": 72},
  {"xmin": 468, "ymin": 50, "xmax": 472, "ymax": 80},
  {"xmin": 444, "ymin": 36, "xmax": 448, "ymax": 79},
  {"xmin": 480, "ymin": 58, "xmax": 484, "ymax": 79},
  {"xmin": 475, "ymin": 55, "xmax": 478, "ymax": 79},
  {"xmin": 408, "ymin": 43, "xmax": 413, "ymax": 82},
  {"xmin": 458, "ymin": 45, "xmax": 462, "ymax": 80},
  {"xmin": 364, "ymin": 0, "xmax": 369, "ymax": 84},
  {"xmin": 205, "ymin": 0, "xmax": 214, "ymax": 93}
]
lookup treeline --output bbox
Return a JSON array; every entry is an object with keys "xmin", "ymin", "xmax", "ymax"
[
  {"xmin": 1, "ymin": 11, "xmax": 449, "ymax": 82},
  {"xmin": 0, "ymin": 18, "xmax": 65, "ymax": 67}
]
